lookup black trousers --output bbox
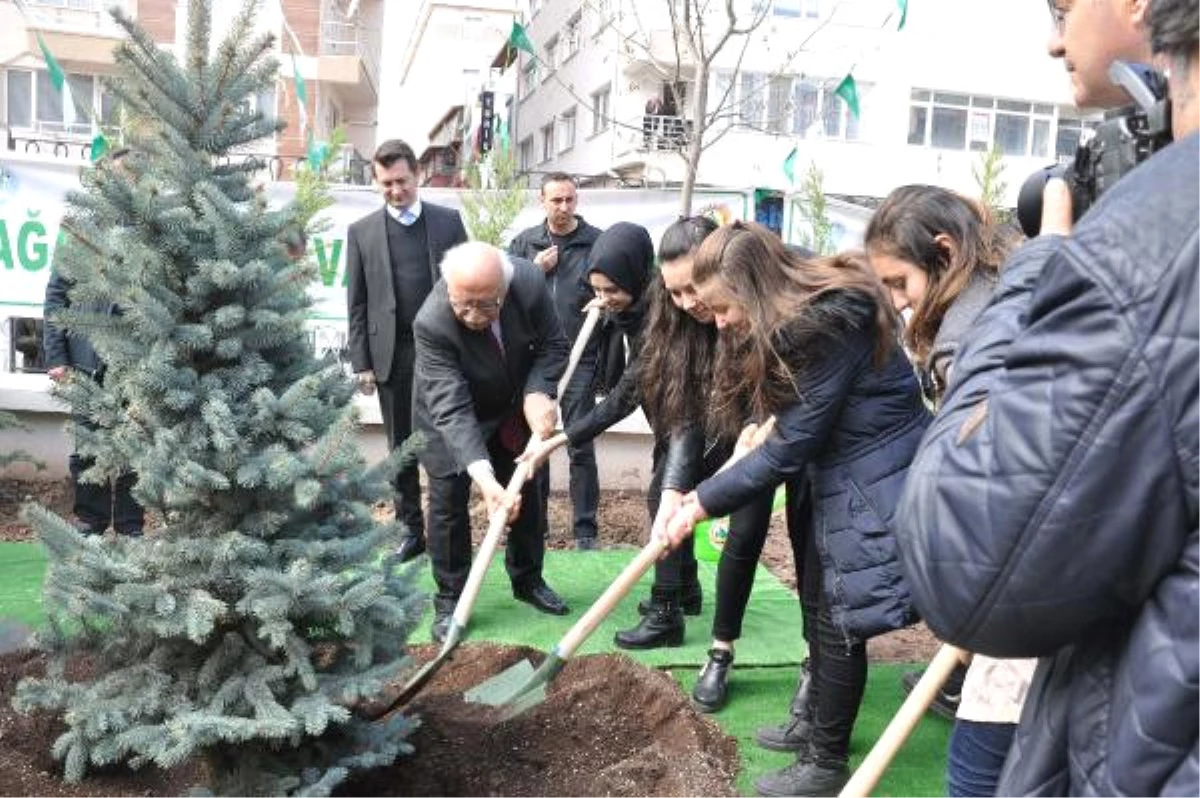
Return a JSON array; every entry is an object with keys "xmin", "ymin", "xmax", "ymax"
[
  {"xmin": 796, "ymin": 493, "xmax": 867, "ymax": 765},
  {"xmin": 709, "ymin": 486, "xmax": 777, "ymax": 641},
  {"xmin": 537, "ymin": 358, "xmax": 599, "ymax": 542},
  {"xmin": 70, "ymin": 452, "xmax": 143, "ymax": 535},
  {"xmin": 426, "ymin": 436, "xmax": 546, "ymax": 602},
  {"xmin": 645, "ymin": 441, "xmax": 699, "ymax": 592},
  {"xmin": 375, "ymin": 344, "xmax": 425, "ymax": 540}
]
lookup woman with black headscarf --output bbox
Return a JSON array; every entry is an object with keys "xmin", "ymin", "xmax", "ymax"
[{"xmin": 520, "ymin": 221, "xmax": 704, "ymax": 649}]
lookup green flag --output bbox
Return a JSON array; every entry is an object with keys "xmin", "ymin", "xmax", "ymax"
[
  {"xmin": 36, "ymin": 32, "xmax": 77, "ymax": 126},
  {"xmin": 896, "ymin": 0, "xmax": 908, "ymax": 30},
  {"xmin": 291, "ymin": 54, "xmax": 308, "ymax": 135},
  {"xmin": 509, "ymin": 21, "xmax": 535, "ymax": 57},
  {"xmin": 306, "ymin": 131, "xmax": 328, "ymax": 172},
  {"xmin": 835, "ymin": 74, "xmax": 860, "ymax": 119},
  {"xmin": 90, "ymin": 132, "xmax": 110, "ymax": 163},
  {"xmin": 782, "ymin": 146, "xmax": 797, "ymax": 184}
]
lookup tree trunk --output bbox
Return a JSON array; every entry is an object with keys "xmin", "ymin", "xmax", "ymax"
[{"xmin": 677, "ymin": 60, "xmax": 710, "ymax": 218}]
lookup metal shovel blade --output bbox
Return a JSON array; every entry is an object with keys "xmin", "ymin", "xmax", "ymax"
[{"xmin": 463, "ymin": 657, "xmax": 537, "ymax": 706}]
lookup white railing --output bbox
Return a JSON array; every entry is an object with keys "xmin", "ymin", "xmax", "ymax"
[{"xmin": 319, "ymin": 16, "xmax": 381, "ymax": 88}]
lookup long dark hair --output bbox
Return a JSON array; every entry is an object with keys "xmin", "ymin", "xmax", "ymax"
[
  {"xmin": 640, "ymin": 216, "xmax": 720, "ymax": 429},
  {"xmin": 864, "ymin": 185, "xmax": 1013, "ymax": 365},
  {"xmin": 692, "ymin": 221, "xmax": 898, "ymax": 437}
]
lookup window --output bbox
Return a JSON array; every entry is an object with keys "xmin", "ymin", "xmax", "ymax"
[
  {"xmin": 766, "ymin": 76, "xmax": 791, "ymax": 134},
  {"xmin": 518, "ymin": 136, "xmax": 534, "ymax": 171},
  {"xmin": 544, "ymin": 36, "xmax": 558, "ymax": 73},
  {"xmin": 591, "ymin": 84, "xmax": 611, "ymax": 134},
  {"xmin": 792, "ymin": 79, "xmax": 819, "ymax": 136},
  {"xmin": 558, "ymin": 107, "xmax": 576, "ymax": 152},
  {"xmin": 540, "ymin": 122, "xmax": 555, "ymax": 163},
  {"xmin": 530, "ymin": 0, "xmax": 542, "ymax": 16},
  {"xmin": 910, "ymin": 88, "xmax": 1062, "ymax": 157},
  {"xmin": 739, "ymin": 72, "xmax": 765, "ymax": 128},
  {"xmin": 564, "ymin": 12, "xmax": 582, "ymax": 60},
  {"xmin": 7, "ymin": 68, "xmax": 96, "ymax": 135},
  {"xmin": 593, "ymin": 0, "xmax": 612, "ymax": 34},
  {"xmin": 1056, "ymin": 116, "xmax": 1097, "ymax": 159},
  {"xmin": 521, "ymin": 58, "xmax": 539, "ymax": 99}
]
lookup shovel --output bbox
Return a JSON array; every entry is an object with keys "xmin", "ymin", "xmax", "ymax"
[
  {"xmin": 370, "ymin": 460, "xmax": 533, "ymax": 717},
  {"xmin": 463, "ymin": 415, "xmax": 780, "ymax": 718},
  {"xmin": 838, "ymin": 644, "xmax": 967, "ymax": 797},
  {"xmin": 370, "ymin": 306, "xmax": 603, "ymax": 718},
  {"xmin": 464, "ymin": 533, "xmax": 669, "ymax": 719}
]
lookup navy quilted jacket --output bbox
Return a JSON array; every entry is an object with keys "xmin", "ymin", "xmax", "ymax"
[
  {"xmin": 696, "ymin": 290, "xmax": 930, "ymax": 642},
  {"xmin": 898, "ymin": 133, "xmax": 1199, "ymax": 795}
]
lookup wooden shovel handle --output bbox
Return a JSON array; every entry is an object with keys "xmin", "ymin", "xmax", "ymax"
[
  {"xmin": 556, "ymin": 536, "xmax": 669, "ymax": 659},
  {"xmin": 557, "ymin": 305, "xmax": 601, "ymax": 399},
  {"xmin": 451, "ymin": 461, "xmax": 532, "ymax": 627},
  {"xmin": 839, "ymin": 644, "xmax": 967, "ymax": 798}
]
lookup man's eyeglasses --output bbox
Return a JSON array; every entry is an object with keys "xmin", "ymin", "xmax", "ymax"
[{"xmin": 450, "ymin": 297, "xmax": 503, "ymax": 314}]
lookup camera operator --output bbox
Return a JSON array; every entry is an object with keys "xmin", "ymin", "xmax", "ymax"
[{"xmin": 895, "ymin": 0, "xmax": 1198, "ymax": 794}]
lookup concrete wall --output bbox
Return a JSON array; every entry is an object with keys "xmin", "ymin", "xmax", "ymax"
[{"xmin": 0, "ymin": 372, "xmax": 656, "ymax": 492}]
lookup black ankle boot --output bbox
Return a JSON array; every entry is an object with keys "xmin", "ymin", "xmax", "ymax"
[
  {"xmin": 615, "ymin": 591, "xmax": 684, "ymax": 650},
  {"xmin": 755, "ymin": 657, "xmax": 814, "ymax": 752},
  {"xmin": 692, "ymin": 648, "xmax": 734, "ymax": 712},
  {"xmin": 753, "ymin": 754, "xmax": 849, "ymax": 797},
  {"xmin": 638, "ymin": 583, "xmax": 702, "ymax": 616}
]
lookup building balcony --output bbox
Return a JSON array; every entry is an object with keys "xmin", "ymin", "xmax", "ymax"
[
  {"xmin": 18, "ymin": 0, "xmax": 131, "ymax": 73},
  {"xmin": 316, "ymin": 3, "xmax": 380, "ymax": 107}
]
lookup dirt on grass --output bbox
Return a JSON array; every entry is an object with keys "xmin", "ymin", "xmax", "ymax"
[
  {"xmin": 0, "ymin": 475, "xmax": 939, "ymax": 797},
  {"xmin": 0, "ymin": 641, "xmax": 738, "ymax": 797}
]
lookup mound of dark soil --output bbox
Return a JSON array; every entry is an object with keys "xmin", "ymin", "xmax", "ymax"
[{"xmin": 0, "ymin": 642, "xmax": 737, "ymax": 797}]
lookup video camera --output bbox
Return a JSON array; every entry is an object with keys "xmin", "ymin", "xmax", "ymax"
[{"xmin": 1016, "ymin": 61, "xmax": 1173, "ymax": 238}]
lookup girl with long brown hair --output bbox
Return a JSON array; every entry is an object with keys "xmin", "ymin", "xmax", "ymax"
[
  {"xmin": 663, "ymin": 221, "xmax": 930, "ymax": 797},
  {"xmin": 864, "ymin": 184, "xmax": 1032, "ymax": 798}
]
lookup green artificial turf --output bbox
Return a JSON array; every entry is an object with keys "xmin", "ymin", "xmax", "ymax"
[
  {"xmin": 674, "ymin": 662, "xmax": 951, "ymax": 797},
  {"xmin": 0, "ymin": 541, "xmax": 948, "ymax": 796},
  {"xmin": 0, "ymin": 542, "xmax": 48, "ymax": 626}
]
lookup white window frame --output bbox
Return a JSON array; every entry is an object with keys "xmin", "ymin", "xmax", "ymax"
[
  {"xmin": 540, "ymin": 121, "xmax": 555, "ymax": 163},
  {"xmin": 558, "ymin": 107, "xmax": 577, "ymax": 153},
  {"xmin": 908, "ymin": 88, "xmax": 1069, "ymax": 158},
  {"xmin": 591, "ymin": 84, "xmax": 611, "ymax": 135},
  {"xmin": 564, "ymin": 12, "xmax": 582, "ymax": 61},
  {"xmin": 5, "ymin": 68, "xmax": 107, "ymax": 137}
]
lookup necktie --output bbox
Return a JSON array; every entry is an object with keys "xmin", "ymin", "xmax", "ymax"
[{"xmin": 485, "ymin": 328, "xmax": 528, "ymax": 454}]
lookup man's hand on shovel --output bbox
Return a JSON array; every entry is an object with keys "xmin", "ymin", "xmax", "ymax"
[
  {"xmin": 517, "ymin": 432, "xmax": 569, "ymax": 472},
  {"xmin": 523, "ymin": 391, "xmax": 558, "ymax": 440},
  {"xmin": 479, "ymin": 475, "xmax": 521, "ymax": 525}
]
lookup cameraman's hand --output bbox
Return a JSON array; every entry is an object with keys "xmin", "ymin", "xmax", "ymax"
[{"xmin": 1040, "ymin": 178, "xmax": 1074, "ymax": 237}]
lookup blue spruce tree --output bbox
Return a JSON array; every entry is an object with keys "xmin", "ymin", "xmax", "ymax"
[{"xmin": 14, "ymin": 2, "xmax": 425, "ymax": 794}]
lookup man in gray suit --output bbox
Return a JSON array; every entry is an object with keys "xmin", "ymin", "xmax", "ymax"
[
  {"xmin": 347, "ymin": 139, "xmax": 468, "ymax": 563},
  {"xmin": 413, "ymin": 241, "xmax": 571, "ymax": 642}
]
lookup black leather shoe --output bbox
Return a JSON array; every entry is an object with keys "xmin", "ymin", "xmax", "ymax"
[
  {"xmin": 514, "ymin": 583, "xmax": 570, "ymax": 616},
  {"xmin": 394, "ymin": 535, "xmax": 426, "ymax": 564},
  {"xmin": 615, "ymin": 596, "xmax": 684, "ymax": 649},
  {"xmin": 692, "ymin": 648, "xmax": 734, "ymax": 713},
  {"xmin": 754, "ymin": 757, "xmax": 849, "ymax": 797},
  {"xmin": 431, "ymin": 609, "xmax": 452, "ymax": 643},
  {"xmin": 639, "ymin": 584, "xmax": 702, "ymax": 616}
]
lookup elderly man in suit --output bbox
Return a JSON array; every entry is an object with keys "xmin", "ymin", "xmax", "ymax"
[
  {"xmin": 347, "ymin": 139, "xmax": 468, "ymax": 563},
  {"xmin": 413, "ymin": 241, "xmax": 571, "ymax": 642}
]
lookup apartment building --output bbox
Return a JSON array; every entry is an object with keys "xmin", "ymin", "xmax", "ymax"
[
  {"xmin": 0, "ymin": 0, "xmax": 383, "ymax": 181},
  {"xmin": 378, "ymin": 0, "xmax": 520, "ymax": 166},
  {"xmin": 509, "ymin": 0, "xmax": 1086, "ymax": 206}
]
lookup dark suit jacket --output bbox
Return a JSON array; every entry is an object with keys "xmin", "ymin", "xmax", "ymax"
[
  {"xmin": 43, "ymin": 268, "xmax": 113, "ymax": 378},
  {"xmin": 346, "ymin": 202, "xmax": 468, "ymax": 383},
  {"xmin": 412, "ymin": 257, "xmax": 569, "ymax": 478}
]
